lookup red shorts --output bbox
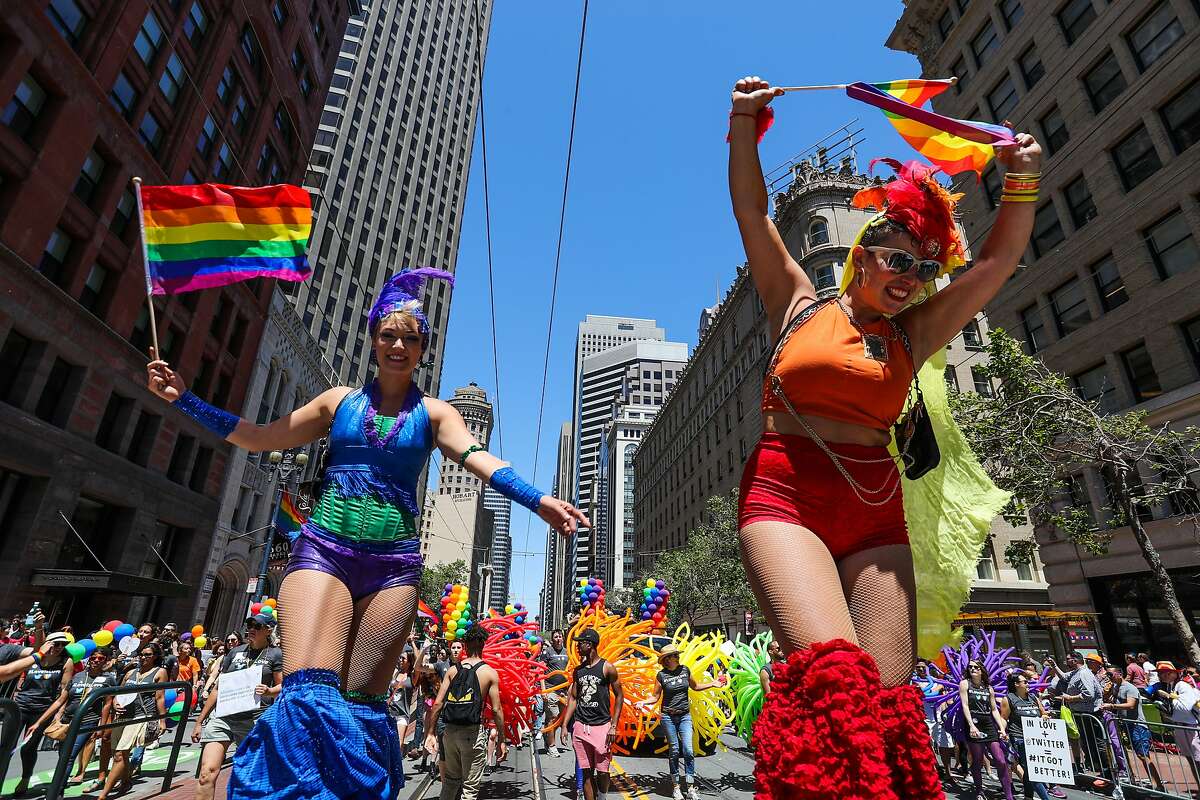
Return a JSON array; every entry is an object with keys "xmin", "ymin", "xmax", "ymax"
[
  {"xmin": 571, "ymin": 721, "xmax": 612, "ymax": 772},
  {"xmin": 737, "ymin": 432, "xmax": 908, "ymax": 560}
]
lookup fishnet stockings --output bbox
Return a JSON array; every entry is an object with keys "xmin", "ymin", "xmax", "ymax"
[
  {"xmin": 738, "ymin": 522, "xmax": 917, "ymax": 686},
  {"xmin": 344, "ymin": 585, "xmax": 418, "ymax": 696}
]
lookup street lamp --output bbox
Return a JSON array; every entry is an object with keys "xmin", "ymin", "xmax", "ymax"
[{"xmin": 253, "ymin": 449, "xmax": 309, "ymax": 598}]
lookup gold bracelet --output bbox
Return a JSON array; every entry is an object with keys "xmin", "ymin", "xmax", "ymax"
[
  {"xmin": 1005, "ymin": 171, "xmax": 1042, "ymax": 179},
  {"xmin": 1000, "ymin": 194, "xmax": 1038, "ymax": 203}
]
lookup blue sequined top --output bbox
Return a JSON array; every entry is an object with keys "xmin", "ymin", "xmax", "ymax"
[{"xmin": 308, "ymin": 387, "xmax": 434, "ymax": 542}]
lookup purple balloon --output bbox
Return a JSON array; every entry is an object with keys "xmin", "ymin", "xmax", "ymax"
[
  {"xmin": 445, "ymin": 584, "xmax": 453, "ymax": 592},
  {"xmin": 661, "ymin": 589, "xmax": 670, "ymax": 599},
  {"xmin": 180, "ymin": 632, "xmax": 192, "ymax": 641},
  {"xmin": 655, "ymin": 580, "xmax": 665, "ymax": 589},
  {"xmin": 641, "ymin": 611, "xmax": 652, "ymax": 620}
]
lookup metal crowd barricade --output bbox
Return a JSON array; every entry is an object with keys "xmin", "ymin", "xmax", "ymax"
[
  {"xmin": 1076, "ymin": 710, "xmax": 1200, "ymax": 800},
  {"xmin": 0, "ymin": 698, "xmax": 22, "ymax": 790},
  {"xmin": 44, "ymin": 679, "xmax": 193, "ymax": 800}
]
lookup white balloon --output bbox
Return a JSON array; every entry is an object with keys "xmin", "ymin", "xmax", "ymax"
[{"xmin": 119, "ymin": 635, "xmax": 139, "ymax": 655}]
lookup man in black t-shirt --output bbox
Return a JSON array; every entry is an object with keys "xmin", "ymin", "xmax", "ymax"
[{"xmin": 564, "ymin": 628, "xmax": 624, "ymax": 800}]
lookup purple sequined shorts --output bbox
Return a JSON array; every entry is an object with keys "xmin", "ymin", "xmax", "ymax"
[{"xmin": 285, "ymin": 523, "xmax": 423, "ymax": 600}]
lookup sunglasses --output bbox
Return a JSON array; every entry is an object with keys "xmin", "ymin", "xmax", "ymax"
[
  {"xmin": 139, "ymin": 652, "xmax": 155, "ymax": 658},
  {"xmin": 866, "ymin": 246, "xmax": 941, "ymax": 283}
]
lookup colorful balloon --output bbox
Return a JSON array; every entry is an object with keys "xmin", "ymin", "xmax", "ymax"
[
  {"xmin": 65, "ymin": 642, "xmax": 85, "ymax": 662},
  {"xmin": 191, "ymin": 625, "xmax": 205, "ymax": 638},
  {"xmin": 195, "ymin": 635, "xmax": 208, "ymax": 649},
  {"xmin": 92, "ymin": 629, "xmax": 113, "ymax": 647},
  {"xmin": 263, "ymin": 599, "xmax": 276, "ymax": 609},
  {"xmin": 103, "ymin": 620, "xmax": 122, "ymax": 633},
  {"xmin": 114, "ymin": 623, "xmax": 135, "ymax": 639}
]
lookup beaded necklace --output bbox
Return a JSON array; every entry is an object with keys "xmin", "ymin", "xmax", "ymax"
[{"xmin": 362, "ymin": 380, "xmax": 422, "ymax": 450}]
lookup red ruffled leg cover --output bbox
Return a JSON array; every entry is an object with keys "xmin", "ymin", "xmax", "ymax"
[
  {"xmin": 752, "ymin": 639, "xmax": 899, "ymax": 800},
  {"xmin": 878, "ymin": 684, "xmax": 947, "ymax": 800}
]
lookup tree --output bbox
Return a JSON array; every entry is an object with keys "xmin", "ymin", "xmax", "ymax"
[
  {"xmin": 641, "ymin": 490, "xmax": 758, "ymax": 629},
  {"xmin": 950, "ymin": 329, "xmax": 1200, "ymax": 664},
  {"xmin": 419, "ymin": 559, "xmax": 468, "ymax": 616}
]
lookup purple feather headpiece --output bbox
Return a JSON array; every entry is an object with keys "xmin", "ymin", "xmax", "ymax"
[{"xmin": 367, "ymin": 268, "xmax": 454, "ymax": 336}]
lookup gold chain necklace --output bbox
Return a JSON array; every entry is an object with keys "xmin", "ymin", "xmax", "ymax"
[{"xmin": 837, "ymin": 300, "xmax": 894, "ymax": 363}]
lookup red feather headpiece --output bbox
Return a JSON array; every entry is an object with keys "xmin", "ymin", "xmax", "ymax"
[{"xmin": 851, "ymin": 158, "xmax": 966, "ymax": 271}]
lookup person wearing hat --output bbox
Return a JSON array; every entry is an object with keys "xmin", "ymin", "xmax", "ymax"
[
  {"xmin": 10, "ymin": 630, "xmax": 75, "ymax": 796},
  {"xmin": 1149, "ymin": 661, "xmax": 1200, "ymax": 786},
  {"xmin": 190, "ymin": 612, "xmax": 282, "ymax": 800},
  {"xmin": 0, "ymin": 609, "xmax": 47, "ymax": 685},
  {"xmin": 564, "ymin": 628, "xmax": 624, "ymax": 800},
  {"xmin": 1059, "ymin": 651, "xmax": 1112, "ymax": 776},
  {"xmin": 636, "ymin": 643, "xmax": 726, "ymax": 800}
]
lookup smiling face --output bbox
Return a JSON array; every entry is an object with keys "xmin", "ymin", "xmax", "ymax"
[
  {"xmin": 848, "ymin": 227, "xmax": 935, "ymax": 315},
  {"xmin": 372, "ymin": 314, "xmax": 423, "ymax": 376}
]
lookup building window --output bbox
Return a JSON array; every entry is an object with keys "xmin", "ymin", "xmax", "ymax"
[
  {"xmin": 213, "ymin": 142, "xmax": 234, "ymax": 180},
  {"xmin": 1039, "ymin": 105, "xmax": 1069, "ymax": 155},
  {"xmin": 1031, "ymin": 202, "xmax": 1065, "ymax": 258},
  {"xmin": 945, "ymin": 366, "xmax": 960, "ymax": 391},
  {"xmin": 73, "ymin": 148, "xmax": 106, "ymax": 204},
  {"xmin": 111, "ymin": 189, "xmax": 135, "ymax": 237},
  {"xmin": 134, "ymin": 10, "xmax": 165, "ymax": 66},
  {"xmin": 258, "ymin": 143, "xmax": 279, "ymax": 181},
  {"xmin": 158, "ymin": 52, "xmax": 185, "ymax": 105},
  {"xmin": 1183, "ymin": 315, "xmax": 1200, "ymax": 375},
  {"xmin": 813, "ymin": 263, "xmax": 836, "ymax": 291},
  {"xmin": 35, "ymin": 357, "xmax": 82, "ymax": 427},
  {"xmin": 1089, "ymin": 255, "xmax": 1127, "ymax": 312},
  {"xmin": 1127, "ymin": 2, "xmax": 1184, "ymax": 71},
  {"xmin": 274, "ymin": 104, "xmax": 294, "ymax": 146},
  {"xmin": 971, "ymin": 20, "xmax": 1000, "ymax": 66},
  {"xmin": 1063, "ymin": 175, "xmax": 1097, "ymax": 229},
  {"xmin": 196, "ymin": 113, "xmax": 217, "ymax": 158},
  {"xmin": 938, "ymin": 8, "xmax": 955, "ymax": 41},
  {"xmin": 952, "ymin": 56, "xmax": 970, "ymax": 93},
  {"xmin": 46, "ymin": 0, "xmax": 89, "ymax": 47},
  {"xmin": 987, "ymin": 74, "xmax": 1019, "ymax": 122},
  {"xmin": 138, "ymin": 110, "xmax": 164, "ymax": 155},
  {"xmin": 39, "ymin": 227, "xmax": 73, "ymax": 284},
  {"xmin": 2, "ymin": 74, "xmax": 47, "ymax": 141},
  {"xmin": 981, "ymin": 166, "xmax": 1002, "ymax": 208},
  {"xmin": 962, "ymin": 319, "xmax": 984, "ymax": 350},
  {"xmin": 109, "ymin": 72, "xmax": 139, "ymax": 120},
  {"xmin": 291, "ymin": 45, "xmax": 306, "ymax": 76},
  {"xmin": 1121, "ymin": 343, "xmax": 1162, "ymax": 403},
  {"xmin": 1021, "ymin": 304, "xmax": 1046, "ymax": 353},
  {"xmin": 808, "ymin": 217, "xmax": 828, "ymax": 247},
  {"xmin": 78, "ymin": 263, "xmax": 110, "ymax": 314},
  {"xmin": 976, "ymin": 541, "xmax": 997, "ymax": 580},
  {"xmin": 184, "ymin": 1, "xmax": 208, "ymax": 46},
  {"xmin": 167, "ymin": 434, "xmax": 195, "ymax": 483},
  {"xmin": 216, "ymin": 64, "xmax": 237, "ymax": 106},
  {"xmin": 231, "ymin": 94, "xmax": 251, "ymax": 134},
  {"xmin": 1058, "ymin": 0, "xmax": 1097, "ymax": 44},
  {"xmin": 1112, "ymin": 125, "xmax": 1162, "ymax": 191},
  {"xmin": 971, "ymin": 366, "xmax": 994, "ymax": 397},
  {"xmin": 999, "ymin": 0, "xmax": 1024, "ymax": 29},
  {"xmin": 1084, "ymin": 51, "xmax": 1126, "ymax": 113},
  {"xmin": 1018, "ymin": 44, "xmax": 1044, "ymax": 88},
  {"xmin": 1050, "ymin": 276, "xmax": 1091, "ymax": 337},
  {"xmin": 126, "ymin": 411, "xmax": 159, "ymax": 465},
  {"xmin": 1161, "ymin": 77, "xmax": 1200, "ymax": 154},
  {"xmin": 95, "ymin": 392, "xmax": 133, "ymax": 452},
  {"xmin": 1073, "ymin": 363, "xmax": 1118, "ymax": 413},
  {"xmin": 271, "ymin": 0, "xmax": 288, "ymax": 28},
  {"xmin": 1144, "ymin": 209, "xmax": 1198, "ymax": 279},
  {"xmin": 240, "ymin": 24, "xmax": 261, "ymax": 75}
]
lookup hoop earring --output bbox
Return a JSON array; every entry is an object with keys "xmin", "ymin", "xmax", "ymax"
[{"xmin": 856, "ymin": 269, "xmax": 867, "ymax": 290}]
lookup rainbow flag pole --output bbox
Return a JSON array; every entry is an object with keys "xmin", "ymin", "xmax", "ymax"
[
  {"xmin": 131, "ymin": 177, "xmax": 160, "ymax": 356},
  {"xmin": 779, "ymin": 77, "xmax": 957, "ymax": 92}
]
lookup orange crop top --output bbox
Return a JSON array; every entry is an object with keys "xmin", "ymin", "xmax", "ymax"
[{"xmin": 761, "ymin": 301, "xmax": 914, "ymax": 431}]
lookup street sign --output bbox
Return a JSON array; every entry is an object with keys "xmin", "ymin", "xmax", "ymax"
[
  {"xmin": 743, "ymin": 610, "xmax": 754, "ymax": 636},
  {"xmin": 246, "ymin": 577, "xmax": 259, "ymax": 594}
]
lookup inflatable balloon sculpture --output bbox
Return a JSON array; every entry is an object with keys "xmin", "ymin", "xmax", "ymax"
[
  {"xmin": 439, "ymin": 584, "xmax": 473, "ymax": 642},
  {"xmin": 476, "ymin": 610, "xmax": 545, "ymax": 743},
  {"xmin": 728, "ymin": 631, "xmax": 773, "ymax": 741},
  {"xmin": 636, "ymin": 624, "xmax": 733, "ymax": 753},
  {"xmin": 639, "ymin": 578, "xmax": 671, "ymax": 634},
  {"xmin": 578, "ymin": 577, "xmax": 605, "ymax": 615}
]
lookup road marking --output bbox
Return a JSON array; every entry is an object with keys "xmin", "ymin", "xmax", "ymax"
[
  {"xmin": 1, "ymin": 746, "xmax": 199, "ymax": 797},
  {"xmin": 610, "ymin": 761, "xmax": 650, "ymax": 800}
]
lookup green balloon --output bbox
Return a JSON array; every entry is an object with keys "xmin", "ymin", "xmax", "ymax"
[
  {"xmin": 65, "ymin": 642, "xmax": 85, "ymax": 662},
  {"xmin": 168, "ymin": 700, "xmax": 185, "ymax": 721}
]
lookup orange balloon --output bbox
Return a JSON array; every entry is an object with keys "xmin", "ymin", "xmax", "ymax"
[
  {"xmin": 191, "ymin": 625, "xmax": 204, "ymax": 638},
  {"xmin": 264, "ymin": 599, "xmax": 277, "ymax": 609}
]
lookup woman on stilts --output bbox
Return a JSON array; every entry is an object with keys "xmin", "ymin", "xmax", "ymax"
[
  {"xmin": 728, "ymin": 75, "xmax": 1041, "ymax": 799},
  {"xmin": 146, "ymin": 269, "xmax": 587, "ymax": 799}
]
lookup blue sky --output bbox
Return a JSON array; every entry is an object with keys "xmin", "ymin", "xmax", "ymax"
[{"xmin": 437, "ymin": 2, "xmax": 926, "ymax": 609}]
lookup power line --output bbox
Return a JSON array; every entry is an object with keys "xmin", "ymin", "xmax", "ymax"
[{"xmin": 518, "ymin": 0, "xmax": 591, "ymax": 595}]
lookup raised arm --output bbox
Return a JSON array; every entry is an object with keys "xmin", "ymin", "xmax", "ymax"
[
  {"xmin": 899, "ymin": 134, "xmax": 1042, "ymax": 364},
  {"xmin": 729, "ymin": 76, "xmax": 815, "ymax": 337},
  {"xmin": 146, "ymin": 348, "xmax": 352, "ymax": 453}
]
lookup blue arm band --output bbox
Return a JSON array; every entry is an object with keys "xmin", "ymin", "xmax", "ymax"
[
  {"xmin": 489, "ymin": 467, "xmax": 545, "ymax": 514},
  {"xmin": 173, "ymin": 390, "xmax": 240, "ymax": 438}
]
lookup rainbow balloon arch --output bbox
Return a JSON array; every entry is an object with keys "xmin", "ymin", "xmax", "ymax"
[
  {"xmin": 638, "ymin": 577, "xmax": 671, "ymax": 634},
  {"xmin": 439, "ymin": 583, "xmax": 473, "ymax": 642}
]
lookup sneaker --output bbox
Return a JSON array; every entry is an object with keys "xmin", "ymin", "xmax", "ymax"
[
  {"xmin": 672, "ymin": 787, "xmax": 684, "ymax": 800},
  {"xmin": 1048, "ymin": 788, "xmax": 1066, "ymax": 799},
  {"xmin": 687, "ymin": 786, "xmax": 700, "ymax": 800}
]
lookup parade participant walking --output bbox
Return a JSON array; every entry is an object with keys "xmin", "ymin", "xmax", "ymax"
[
  {"xmin": 98, "ymin": 642, "xmax": 167, "ymax": 800},
  {"xmin": 959, "ymin": 659, "xmax": 1014, "ymax": 800},
  {"xmin": 564, "ymin": 628, "xmax": 624, "ymax": 800},
  {"xmin": 728, "ymin": 74, "xmax": 1040, "ymax": 799},
  {"xmin": 146, "ymin": 268, "xmax": 586, "ymax": 799},
  {"xmin": 1003, "ymin": 671, "xmax": 1053, "ymax": 800},
  {"xmin": 758, "ymin": 639, "xmax": 784, "ymax": 695},
  {"xmin": 11, "ymin": 630, "xmax": 74, "ymax": 796},
  {"xmin": 191, "ymin": 613, "xmax": 283, "ymax": 800},
  {"xmin": 639, "ymin": 643, "xmax": 725, "ymax": 800},
  {"xmin": 424, "ymin": 625, "xmax": 506, "ymax": 800},
  {"xmin": 539, "ymin": 629, "xmax": 570, "ymax": 755},
  {"xmin": 1103, "ymin": 668, "xmax": 1164, "ymax": 791},
  {"xmin": 60, "ymin": 648, "xmax": 119, "ymax": 790}
]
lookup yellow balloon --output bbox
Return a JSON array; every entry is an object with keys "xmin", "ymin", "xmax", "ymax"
[
  {"xmin": 195, "ymin": 635, "xmax": 208, "ymax": 649},
  {"xmin": 64, "ymin": 632, "xmax": 75, "ymax": 644},
  {"xmin": 451, "ymin": 610, "xmax": 461, "ymax": 620},
  {"xmin": 92, "ymin": 629, "xmax": 113, "ymax": 647},
  {"xmin": 646, "ymin": 579, "xmax": 656, "ymax": 589}
]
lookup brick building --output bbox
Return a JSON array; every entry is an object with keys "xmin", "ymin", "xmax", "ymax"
[
  {"xmin": 0, "ymin": 0, "xmax": 353, "ymax": 629},
  {"xmin": 889, "ymin": 0, "xmax": 1200, "ymax": 658}
]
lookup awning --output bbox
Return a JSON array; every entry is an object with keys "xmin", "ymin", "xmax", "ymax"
[
  {"xmin": 952, "ymin": 609, "xmax": 1100, "ymax": 628},
  {"xmin": 30, "ymin": 569, "xmax": 190, "ymax": 598}
]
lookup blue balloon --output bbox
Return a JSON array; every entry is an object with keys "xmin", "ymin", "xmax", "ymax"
[
  {"xmin": 650, "ymin": 589, "xmax": 660, "ymax": 599},
  {"xmin": 79, "ymin": 639, "xmax": 97, "ymax": 656},
  {"xmin": 164, "ymin": 689, "xmax": 177, "ymax": 707},
  {"xmin": 114, "ymin": 624, "xmax": 135, "ymax": 639}
]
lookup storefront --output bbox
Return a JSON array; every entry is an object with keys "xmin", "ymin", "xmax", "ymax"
[
  {"xmin": 952, "ymin": 609, "xmax": 1102, "ymax": 661},
  {"xmin": 1089, "ymin": 567, "xmax": 1200, "ymax": 663}
]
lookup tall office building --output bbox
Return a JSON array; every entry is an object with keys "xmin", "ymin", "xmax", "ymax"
[
  {"xmin": 0, "ymin": 0, "xmax": 353, "ymax": 628},
  {"xmin": 574, "ymin": 334, "xmax": 687, "ymax": 585},
  {"xmin": 597, "ymin": 402, "xmax": 657, "ymax": 590},
  {"xmin": 889, "ymin": 0, "xmax": 1200, "ymax": 659},
  {"xmin": 541, "ymin": 422, "xmax": 572, "ymax": 629},
  {"xmin": 482, "ymin": 486, "xmax": 511, "ymax": 609},
  {"xmin": 291, "ymin": 0, "xmax": 492, "ymax": 394}
]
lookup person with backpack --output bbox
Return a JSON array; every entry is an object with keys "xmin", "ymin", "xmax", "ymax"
[
  {"xmin": 564, "ymin": 628, "xmax": 624, "ymax": 800},
  {"xmin": 425, "ymin": 626, "xmax": 505, "ymax": 800}
]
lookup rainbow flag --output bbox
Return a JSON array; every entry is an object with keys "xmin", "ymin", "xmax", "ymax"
[
  {"xmin": 417, "ymin": 599, "xmax": 438, "ymax": 625},
  {"xmin": 138, "ymin": 183, "xmax": 312, "ymax": 294},
  {"xmin": 274, "ymin": 490, "xmax": 306, "ymax": 541},
  {"xmin": 847, "ymin": 81, "xmax": 1016, "ymax": 177}
]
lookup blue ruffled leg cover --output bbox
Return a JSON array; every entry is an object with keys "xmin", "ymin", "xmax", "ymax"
[
  {"xmin": 228, "ymin": 670, "xmax": 394, "ymax": 800},
  {"xmin": 347, "ymin": 699, "xmax": 405, "ymax": 793}
]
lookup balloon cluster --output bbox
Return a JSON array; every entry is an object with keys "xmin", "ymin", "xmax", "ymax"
[
  {"xmin": 577, "ymin": 577, "xmax": 605, "ymax": 615},
  {"xmin": 180, "ymin": 624, "xmax": 208, "ymax": 650},
  {"xmin": 729, "ymin": 631, "xmax": 773, "ymax": 741},
  {"xmin": 499, "ymin": 602, "xmax": 539, "ymax": 644},
  {"xmin": 64, "ymin": 620, "xmax": 137, "ymax": 663},
  {"xmin": 440, "ymin": 584, "xmax": 473, "ymax": 642},
  {"xmin": 477, "ymin": 612, "xmax": 546, "ymax": 743},
  {"xmin": 642, "ymin": 624, "xmax": 733, "ymax": 752},
  {"xmin": 163, "ymin": 688, "xmax": 189, "ymax": 726},
  {"xmin": 249, "ymin": 597, "xmax": 278, "ymax": 624},
  {"xmin": 639, "ymin": 578, "xmax": 670, "ymax": 634}
]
